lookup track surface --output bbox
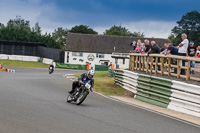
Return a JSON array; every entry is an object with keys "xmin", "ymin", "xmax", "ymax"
[{"xmin": 0, "ymin": 67, "xmax": 199, "ymax": 133}]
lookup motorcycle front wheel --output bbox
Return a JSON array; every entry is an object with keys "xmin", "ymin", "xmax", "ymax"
[{"xmin": 76, "ymin": 91, "xmax": 89, "ymax": 105}]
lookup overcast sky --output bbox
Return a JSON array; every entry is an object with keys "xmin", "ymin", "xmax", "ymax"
[{"xmin": 0, "ymin": 0, "xmax": 199, "ymax": 38}]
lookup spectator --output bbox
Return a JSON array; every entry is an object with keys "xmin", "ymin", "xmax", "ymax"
[
  {"xmin": 150, "ymin": 41, "xmax": 160, "ymax": 54},
  {"xmin": 150, "ymin": 41, "xmax": 161, "ymax": 71},
  {"xmin": 178, "ymin": 33, "xmax": 189, "ymax": 75},
  {"xmin": 187, "ymin": 41, "xmax": 197, "ymax": 74},
  {"xmin": 135, "ymin": 39, "xmax": 145, "ymax": 54},
  {"xmin": 144, "ymin": 39, "xmax": 151, "ymax": 53},
  {"xmin": 130, "ymin": 41, "xmax": 137, "ymax": 53},
  {"xmin": 109, "ymin": 62, "xmax": 115, "ymax": 70},
  {"xmin": 164, "ymin": 43, "xmax": 178, "ymax": 55},
  {"xmin": 195, "ymin": 46, "xmax": 200, "ymax": 58}
]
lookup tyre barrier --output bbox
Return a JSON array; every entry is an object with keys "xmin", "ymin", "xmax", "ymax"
[
  {"xmin": 5, "ymin": 68, "xmax": 15, "ymax": 73},
  {"xmin": 115, "ymin": 69, "xmax": 200, "ymax": 117}
]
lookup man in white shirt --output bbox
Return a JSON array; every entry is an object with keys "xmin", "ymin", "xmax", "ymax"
[{"xmin": 178, "ymin": 33, "xmax": 189, "ymax": 75}]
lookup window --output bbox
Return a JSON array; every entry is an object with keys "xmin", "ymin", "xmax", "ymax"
[
  {"xmin": 96, "ymin": 53, "xmax": 104, "ymax": 58},
  {"xmin": 72, "ymin": 52, "xmax": 83, "ymax": 57}
]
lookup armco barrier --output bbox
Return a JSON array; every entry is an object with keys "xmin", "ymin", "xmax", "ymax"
[{"xmin": 114, "ymin": 69, "xmax": 200, "ymax": 117}]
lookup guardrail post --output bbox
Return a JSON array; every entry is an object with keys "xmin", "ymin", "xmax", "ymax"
[
  {"xmin": 161, "ymin": 57, "xmax": 164, "ymax": 75},
  {"xmin": 150, "ymin": 56, "xmax": 153, "ymax": 74},
  {"xmin": 146, "ymin": 56, "xmax": 149, "ymax": 73},
  {"xmin": 142, "ymin": 56, "xmax": 145, "ymax": 71},
  {"xmin": 168, "ymin": 58, "xmax": 171, "ymax": 76},
  {"xmin": 136, "ymin": 56, "xmax": 138, "ymax": 70},
  {"xmin": 177, "ymin": 59, "xmax": 180, "ymax": 78},
  {"xmin": 155, "ymin": 57, "xmax": 158, "ymax": 74},
  {"xmin": 139, "ymin": 56, "xmax": 141, "ymax": 71},
  {"xmin": 186, "ymin": 60, "xmax": 191, "ymax": 80}
]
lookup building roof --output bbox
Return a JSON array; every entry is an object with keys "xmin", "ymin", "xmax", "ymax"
[{"xmin": 66, "ymin": 32, "xmax": 171, "ymax": 54}]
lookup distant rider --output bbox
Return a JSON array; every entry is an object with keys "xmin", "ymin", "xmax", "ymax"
[{"xmin": 68, "ymin": 69, "xmax": 95, "ymax": 94}]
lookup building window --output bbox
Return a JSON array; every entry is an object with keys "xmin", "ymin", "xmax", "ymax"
[
  {"xmin": 96, "ymin": 53, "xmax": 104, "ymax": 58},
  {"xmin": 123, "ymin": 59, "xmax": 125, "ymax": 64},
  {"xmin": 72, "ymin": 52, "xmax": 83, "ymax": 57}
]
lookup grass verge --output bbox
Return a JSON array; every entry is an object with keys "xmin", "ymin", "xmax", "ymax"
[
  {"xmin": 71, "ymin": 71, "xmax": 127, "ymax": 95},
  {"xmin": 0, "ymin": 59, "xmax": 48, "ymax": 68}
]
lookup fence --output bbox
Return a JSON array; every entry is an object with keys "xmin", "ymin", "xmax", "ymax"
[
  {"xmin": 115, "ymin": 69, "xmax": 200, "ymax": 117},
  {"xmin": 129, "ymin": 53, "xmax": 200, "ymax": 81}
]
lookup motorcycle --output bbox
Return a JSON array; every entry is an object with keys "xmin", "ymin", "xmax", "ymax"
[
  {"xmin": 67, "ymin": 81, "xmax": 91, "ymax": 105},
  {"xmin": 49, "ymin": 66, "xmax": 54, "ymax": 74}
]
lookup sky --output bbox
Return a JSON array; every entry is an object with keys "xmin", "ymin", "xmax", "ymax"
[{"xmin": 0, "ymin": 0, "xmax": 199, "ymax": 38}]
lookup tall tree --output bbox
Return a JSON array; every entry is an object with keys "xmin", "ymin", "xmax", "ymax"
[
  {"xmin": 104, "ymin": 25, "xmax": 144, "ymax": 37},
  {"xmin": 52, "ymin": 27, "xmax": 68, "ymax": 50},
  {"xmin": 0, "ymin": 16, "xmax": 63, "ymax": 49},
  {"xmin": 169, "ymin": 10, "xmax": 200, "ymax": 45},
  {"xmin": 69, "ymin": 25, "xmax": 98, "ymax": 34}
]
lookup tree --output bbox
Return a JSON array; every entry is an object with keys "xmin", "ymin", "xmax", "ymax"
[
  {"xmin": 169, "ymin": 10, "xmax": 200, "ymax": 45},
  {"xmin": 0, "ymin": 16, "xmax": 64, "ymax": 49},
  {"xmin": 104, "ymin": 25, "xmax": 144, "ymax": 37},
  {"xmin": 69, "ymin": 25, "xmax": 98, "ymax": 34},
  {"xmin": 52, "ymin": 27, "xmax": 69, "ymax": 50}
]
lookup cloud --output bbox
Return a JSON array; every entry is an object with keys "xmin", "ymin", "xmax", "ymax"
[{"xmin": 93, "ymin": 21, "xmax": 177, "ymax": 39}]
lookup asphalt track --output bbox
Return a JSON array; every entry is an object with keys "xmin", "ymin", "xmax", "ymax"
[{"xmin": 0, "ymin": 67, "xmax": 199, "ymax": 133}]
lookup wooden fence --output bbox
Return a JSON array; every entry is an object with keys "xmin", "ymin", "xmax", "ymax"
[{"xmin": 129, "ymin": 53, "xmax": 200, "ymax": 81}]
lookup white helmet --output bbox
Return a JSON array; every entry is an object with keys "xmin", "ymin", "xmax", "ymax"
[{"xmin": 87, "ymin": 69, "xmax": 95, "ymax": 79}]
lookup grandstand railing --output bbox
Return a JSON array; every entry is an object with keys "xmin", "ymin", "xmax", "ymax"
[{"xmin": 129, "ymin": 53, "xmax": 200, "ymax": 81}]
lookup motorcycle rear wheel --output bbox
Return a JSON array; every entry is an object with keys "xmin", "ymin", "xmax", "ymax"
[{"xmin": 66, "ymin": 94, "xmax": 73, "ymax": 103}]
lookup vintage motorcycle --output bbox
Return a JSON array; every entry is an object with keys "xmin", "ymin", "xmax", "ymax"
[
  {"xmin": 67, "ymin": 81, "xmax": 91, "ymax": 105},
  {"xmin": 49, "ymin": 66, "xmax": 54, "ymax": 74}
]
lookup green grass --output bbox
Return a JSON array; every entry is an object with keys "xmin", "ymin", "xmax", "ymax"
[
  {"xmin": 71, "ymin": 71, "xmax": 126, "ymax": 95},
  {"xmin": 0, "ymin": 59, "xmax": 48, "ymax": 68},
  {"xmin": 94, "ymin": 71, "xmax": 125, "ymax": 95}
]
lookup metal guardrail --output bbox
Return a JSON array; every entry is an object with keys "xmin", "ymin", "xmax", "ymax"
[
  {"xmin": 129, "ymin": 53, "xmax": 200, "ymax": 81},
  {"xmin": 115, "ymin": 69, "xmax": 200, "ymax": 117}
]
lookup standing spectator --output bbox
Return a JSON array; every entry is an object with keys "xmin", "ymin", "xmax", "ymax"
[
  {"xmin": 144, "ymin": 39, "xmax": 151, "ymax": 53},
  {"xmin": 109, "ymin": 62, "xmax": 115, "ymax": 70},
  {"xmin": 130, "ymin": 41, "xmax": 137, "ymax": 53},
  {"xmin": 135, "ymin": 39, "xmax": 145, "ymax": 54},
  {"xmin": 187, "ymin": 41, "xmax": 197, "ymax": 74},
  {"xmin": 195, "ymin": 46, "xmax": 200, "ymax": 58},
  {"xmin": 150, "ymin": 41, "xmax": 161, "ymax": 71},
  {"xmin": 178, "ymin": 33, "xmax": 189, "ymax": 75},
  {"xmin": 164, "ymin": 43, "xmax": 179, "ymax": 55}
]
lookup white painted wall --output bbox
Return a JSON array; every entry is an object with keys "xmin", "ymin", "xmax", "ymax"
[
  {"xmin": 65, "ymin": 51, "xmax": 130, "ymax": 70},
  {"xmin": 65, "ymin": 51, "xmax": 111, "ymax": 69}
]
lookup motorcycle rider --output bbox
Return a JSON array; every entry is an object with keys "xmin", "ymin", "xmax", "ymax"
[{"xmin": 68, "ymin": 69, "xmax": 95, "ymax": 94}]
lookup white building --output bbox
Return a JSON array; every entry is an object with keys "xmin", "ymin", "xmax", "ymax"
[{"xmin": 65, "ymin": 33, "xmax": 170, "ymax": 70}]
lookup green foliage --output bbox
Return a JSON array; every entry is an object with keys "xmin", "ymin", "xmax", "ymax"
[
  {"xmin": 69, "ymin": 25, "xmax": 98, "ymax": 34},
  {"xmin": 104, "ymin": 25, "xmax": 144, "ymax": 37},
  {"xmin": 0, "ymin": 16, "xmax": 63, "ymax": 49},
  {"xmin": 169, "ymin": 10, "xmax": 200, "ymax": 46},
  {"xmin": 52, "ymin": 27, "xmax": 69, "ymax": 50}
]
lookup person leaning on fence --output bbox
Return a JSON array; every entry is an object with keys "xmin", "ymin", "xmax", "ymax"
[
  {"xmin": 187, "ymin": 41, "xmax": 197, "ymax": 74},
  {"xmin": 195, "ymin": 46, "xmax": 200, "ymax": 58},
  {"xmin": 149, "ymin": 41, "xmax": 161, "ymax": 71},
  {"xmin": 178, "ymin": 33, "xmax": 189, "ymax": 75},
  {"xmin": 135, "ymin": 39, "xmax": 145, "ymax": 54},
  {"xmin": 144, "ymin": 39, "xmax": 151, "ymax": 53},
  {"xmin": 130, "ymin": 41, "xmax": 137, "ymax": 53},
  {"xmin": 164, "ymin": 43, "xmax": 178, "ymax": 55}
]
